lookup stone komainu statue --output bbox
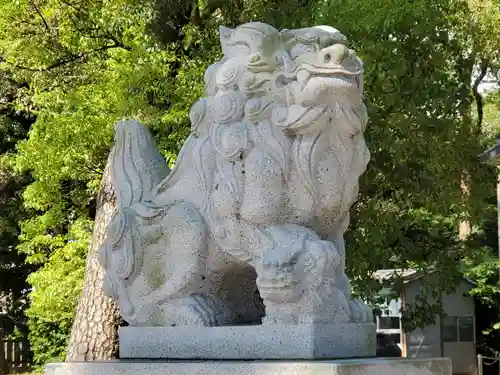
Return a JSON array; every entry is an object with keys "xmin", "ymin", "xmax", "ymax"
[{"xmin": 99, "ymin": 22, "xmax": 373, "ymax": 327}]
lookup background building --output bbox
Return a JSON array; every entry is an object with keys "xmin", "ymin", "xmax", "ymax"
[{"xmin": 374, "ymin": 269, "xmax": 477, "ymax": 375}]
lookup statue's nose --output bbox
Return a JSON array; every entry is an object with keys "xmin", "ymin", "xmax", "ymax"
[{"xmin": 321, "ymin": 43, "xmax": 349, "ymax": 65}]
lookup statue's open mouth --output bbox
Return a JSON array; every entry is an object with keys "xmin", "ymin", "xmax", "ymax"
[
  {"xmin": 298, "ymin": 67, "xmax": 363, "ymax": 92},
  {"xmin": 273, "ymin": 68, "xmax": 362, "ymax": 134}
]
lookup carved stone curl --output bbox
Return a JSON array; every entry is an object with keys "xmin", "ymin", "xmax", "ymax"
[{"xmin": 100, "ymin": 22, "xmax": 373, "ymax": 328}]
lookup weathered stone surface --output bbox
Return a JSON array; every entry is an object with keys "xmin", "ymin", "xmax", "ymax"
[
  {"xmin": 45, "ymin": 358, "xmax": 452, "ymax": 375},
  {"xmin": 119, "ymin": 324, "xmax": 376, "ymax": 359},
  {"xmin": 100, "ymin": 20, "xmax": 372, "ymax": 330},
  {"xmin": 95, "ymin": 21, "xmax": 374, "ymax": 359}
]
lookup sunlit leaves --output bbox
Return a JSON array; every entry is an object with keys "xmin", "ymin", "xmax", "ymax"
[
  {"xmin": 25, "ymin": 218, "xmax": 90, "ymax": 363},
  {"xmin": 315, "ymin": 0, "xmax": 499, "ymax": 329}
]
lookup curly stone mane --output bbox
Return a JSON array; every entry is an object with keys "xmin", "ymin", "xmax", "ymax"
[{"xmin": 150, "ymin": 22, "xmax": 370, "ymax": 243}]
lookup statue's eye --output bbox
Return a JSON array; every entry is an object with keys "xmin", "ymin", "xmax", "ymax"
[
  {"xmin": 289, "ymin": 254, "xmax": 300, "ymax": 266},
  {"xmin": 275, "ymin": 74, "xmax": 292, "ymax": 88},
  {"xmin": 324, "ymin": 53, "xmax": 332, "ymax": 63}
]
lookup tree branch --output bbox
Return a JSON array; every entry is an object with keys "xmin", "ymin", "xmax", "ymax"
[
  {"xmin": 7, "ymin": 41, "xmax": 131, "ymax": 72},
  {"xmin": 190, "ymin": 0, "xmax": 202, "ymax": 26},
  {"xmin": 29, "ymin": 0, "xmax": 51, "ymax": 33},
  {"xmin": 472, "ymin": 59, "xmax": 489, "ymax": 130}
]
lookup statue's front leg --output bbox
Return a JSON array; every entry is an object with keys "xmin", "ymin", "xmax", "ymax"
[{"xmin": 329, "ymin": 231, "xmax": 373, "ymax": 323}]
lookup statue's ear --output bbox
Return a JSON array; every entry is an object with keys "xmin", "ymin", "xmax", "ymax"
[
  {"xmin": 219, "ymin": 25, "xmax": 232, "ymax": 42},
  {"xmin": 219, "ymin": 25, "xmax": 236, "ymax": 58}
]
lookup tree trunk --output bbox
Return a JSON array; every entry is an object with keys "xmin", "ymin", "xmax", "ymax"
[
  {"xmin": 459, "ymin": 177, "xmax": 472, "ymax": 241},
  {"xmin": 65, "ymin": 157, "xmax": 120, "ymax": 361}
]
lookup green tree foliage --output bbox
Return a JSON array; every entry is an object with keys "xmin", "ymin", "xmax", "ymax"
[
  {"xmin": 481, "ymin": 90, "xmax": 500, "ymax": 140},
  {"xmin": 0, "ymin": 69, "xmax": 34, "ymax": 337},
  {"xmin": 465, "ymin": 88, "xmax": 500, "ymax": 353},
  {"xmin": 0, "ymin": 0, "xmax": 498, "ymax": 364},
  {"xmin": 314, "ymin": 0, "xmax": 499, "ymax": 330}
]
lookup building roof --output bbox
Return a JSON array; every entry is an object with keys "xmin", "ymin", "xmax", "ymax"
[
  {"xmin": 373, "ymin": 269, "xmax": 420, "ymax": 283},
  {"xmin": 481, "ymin": 140, "xmax": 500, "ymax": 165},
  {"xmin": 373, "ymin": 268, "xmax": 476, "ymax": 286}
]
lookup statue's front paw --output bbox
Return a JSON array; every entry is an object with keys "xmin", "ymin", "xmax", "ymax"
[
  {"xmin": 261, "ymin": 307, "xmax": 298, "ymax": 325},
  {"xmin": 298, "ymin": 315, "xmax": 318, "ymax": 325},
  {"xmin": 262, "ymin": 315, "xmax": 280, "ymax": 324},
  {"xmin": 161, "ymin": 295, "xmax": 217, "ymax": 327},
  {"xmin": 349, "ymin": 299, "xmax": 364, "ymax": 323},
  {"xmin": 175, "ymin": 306, "xmax": 209, "ymax": 326},
  {"xmin": 349, "ymin": 299, "xmax": 373, "ymax": 323},
  {"xmin": 362, "ymin": 302, "xmax": 374, "ymax": 323}
]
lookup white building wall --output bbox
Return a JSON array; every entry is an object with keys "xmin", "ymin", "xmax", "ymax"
[
  {"xmin": 404, "ymin": 280, "xmax": 476, "ymax": 375},
  {"xmin": 404, "ymin": 280, "xmax": 442, "ymax": 358},
  {"xmin": 442, "ymin": 282, "xmax": 477, "ymax": 375}
]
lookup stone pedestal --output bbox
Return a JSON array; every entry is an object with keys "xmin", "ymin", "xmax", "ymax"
[
  {"xmin": 119, "ymin": 324, "xmax": 376, "ymax": 359},
  {"xmin": 45, "ymin": 358, "xmax": 452, "ymax": 375}
]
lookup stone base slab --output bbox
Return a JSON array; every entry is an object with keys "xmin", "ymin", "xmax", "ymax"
[
  {"xmin": 119, "ymin": 323, "xmax": 376, "ymax": 359},
  {"xmin": 45, "ymin": 358, "xmax": 452, "ymax": 375}
]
